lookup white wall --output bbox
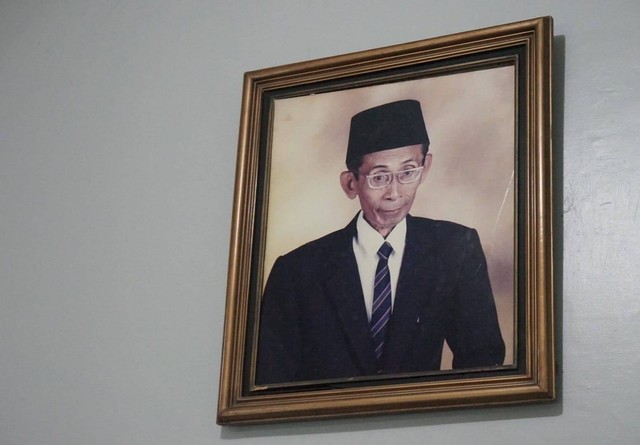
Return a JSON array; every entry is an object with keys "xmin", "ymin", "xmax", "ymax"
[{"xmin": 1, "ymin": 1, "xmax": 639, "ymax": 444}]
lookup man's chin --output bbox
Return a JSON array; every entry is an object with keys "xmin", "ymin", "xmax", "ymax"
[
  {"xmin": 375, "ymin": 213, "xmax": 406, "ymax": 231},
  {"xmin": 364, "ymin": 210, "xmax": 407, "ymax": 235},
  {"xmin": 379, "ymin": 208, "xmax": 405, "ymax": 221}
]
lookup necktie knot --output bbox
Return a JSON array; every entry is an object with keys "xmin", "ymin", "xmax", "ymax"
[{"xmin": 377, "ymin": 241, "xmax": 393, "ymax": 261}]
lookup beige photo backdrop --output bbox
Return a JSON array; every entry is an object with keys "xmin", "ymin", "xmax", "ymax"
[{"xmin": 263, "ymin": 65, "xmax": 515, "ymax": 368}]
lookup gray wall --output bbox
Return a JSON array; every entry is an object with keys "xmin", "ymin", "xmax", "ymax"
[{"xmin": 1, "ymin": 1, "xmax": 639, "ymax": 444}]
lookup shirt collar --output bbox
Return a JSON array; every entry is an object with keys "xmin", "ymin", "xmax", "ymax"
[{"xmin": 354, "ymin": 211, "xmax": 407, "ymax": 257}]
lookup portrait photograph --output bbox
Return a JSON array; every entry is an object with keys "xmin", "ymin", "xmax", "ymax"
[{"xmin": 259, "ymin": 66, "xmax": 515, "ymax": 385}]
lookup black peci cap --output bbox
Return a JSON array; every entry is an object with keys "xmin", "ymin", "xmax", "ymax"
[{"xmin": 346, "ymin": 100, "xmax": 429, "ymax": 167}]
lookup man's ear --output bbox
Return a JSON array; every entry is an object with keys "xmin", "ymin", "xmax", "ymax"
[
  {"xmin": 340, "ymin": 171, "xmax": 359, "ymax": 199},
  {"xmin": 420, "ymin": 153, "xmax": 433, "ymax": 184}
]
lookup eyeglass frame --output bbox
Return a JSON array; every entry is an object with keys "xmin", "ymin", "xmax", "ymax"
[{"xmin": 356, "ymin": 166, "xmax": 425, "ymax": 190}]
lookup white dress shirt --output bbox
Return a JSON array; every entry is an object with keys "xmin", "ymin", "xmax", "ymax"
[{"xmin": 352, "ymin": 212, "xmax": 407, "ymax": 321}]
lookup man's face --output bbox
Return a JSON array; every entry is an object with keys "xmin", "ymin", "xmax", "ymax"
[{"xmin": 340, "ymin": 144, "xmax": 432, "ymax": 237}]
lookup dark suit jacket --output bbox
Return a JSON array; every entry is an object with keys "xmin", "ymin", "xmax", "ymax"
[{"xmin": 255, "ymin": 214, "xmax": 505, "ymax": 385}]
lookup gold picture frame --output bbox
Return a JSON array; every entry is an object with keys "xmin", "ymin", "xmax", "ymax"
[{"xmin": 218, "ymin": 16, "xmax": 554, "ymax": 425}]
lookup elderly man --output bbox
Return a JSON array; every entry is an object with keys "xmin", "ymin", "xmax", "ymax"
[{"xmin": 256, "ymin": 100, "xmax": 505, "ymax": 385}]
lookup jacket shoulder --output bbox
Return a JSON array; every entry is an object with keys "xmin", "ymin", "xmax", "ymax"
[
  {"xmin": 276, "ymin": 225, "xmax": 350, "ymax": 263},
  {"xmin": 408, "ymin": 215, "xmax": 476, "ymax": 237}
]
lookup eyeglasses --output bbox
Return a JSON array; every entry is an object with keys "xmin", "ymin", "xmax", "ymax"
[{"xmin": 362, "ymin": 166, "xmax": 424, "ymax": 189}]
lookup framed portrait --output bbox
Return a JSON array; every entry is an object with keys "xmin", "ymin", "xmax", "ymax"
[{"xmin": 218, "ymin": 16, "xmax": 554, "ymax": 425}]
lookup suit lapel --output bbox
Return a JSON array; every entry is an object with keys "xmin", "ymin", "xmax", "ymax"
[
  {"xmin": 323, "ymin": 217, "xmax": 378, "ymax": 375},
  {"xmin": 382, "ymin": 215, "xmax": 440, "ymax": 371}
]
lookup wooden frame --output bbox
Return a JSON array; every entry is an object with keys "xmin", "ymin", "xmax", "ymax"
[{"xmin": 218, "ymin": 16, "xmax": 554, "ymax": 425}]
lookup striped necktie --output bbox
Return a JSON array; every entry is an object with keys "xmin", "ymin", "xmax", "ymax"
[{"xmin": 370, "ymin": 241, "xmax": 393, "ymax": 365}]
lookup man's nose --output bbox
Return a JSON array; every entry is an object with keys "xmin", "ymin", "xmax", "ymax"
[{"xmin": 384, "ymin": 176, "xmax": 400, "ymax": 199}]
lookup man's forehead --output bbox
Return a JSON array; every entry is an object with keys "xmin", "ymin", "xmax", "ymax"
[{"xmin": 360, "ymin": 144, "xmax": 424, "ymax": 167}]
